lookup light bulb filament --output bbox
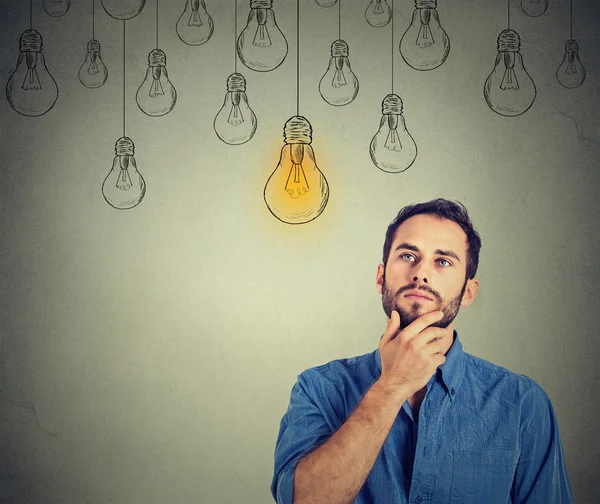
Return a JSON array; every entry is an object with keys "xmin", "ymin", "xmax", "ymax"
[
  {"xmin": 149, "ymin": 67, "xmax": 165, "ymax": 97},
  {"xmin": 332, "ymin": 58, "xmax": 348, "ymax": 87},
  {"xmin": 89, "ymin": 54, "xmax": 99, "ymax": 74},
  {"xmin": 188, "ymin": 6, "xmax": 202, "ymax": 27},
  {"xmin": 253, "ymin": 9, "xmax": 272, "ymax": 47},
  {"xmin": 374, "ymin": 0, "xmax": 384, "ymax": 15},
  {"xmin": 116, "ymin": 157, "xmax": 133, "ymax": 190},
  {"xmin": 228, "ymin": 104, "xmax": 244, "ymax": 126},
  {"xmin": 384, "ymin": 115, "xmax": 402, "ymax": 151},
  {"xmin": 23, "ymin": 52, "xmax": 41, "ymax": 90},
  {"xmin": 416, "ymin": 23, "xmax": 434, "ymax": 48},
  {"xmin": 285, "ymin": 163, "xmax": 309, "ymax": 198},
  {"xmin": 500, "ymin": 52, "xmax": 519, "ymax": 90},
  {"xmin": 566, "ymin": 53, "xmax": 577, "ymax": 75}
]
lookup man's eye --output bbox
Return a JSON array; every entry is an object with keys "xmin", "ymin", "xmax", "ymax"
[
  {"xmin": 400, "ymin": 253, "xmax": 414, "ymax": 261},
  {"xmin": 438, "ymin": 258, "xmax": 451, "ymax": 267}
]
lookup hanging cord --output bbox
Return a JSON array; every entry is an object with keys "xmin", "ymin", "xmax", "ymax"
[
  {"xmin": 296, "ymin": 0, "xmax": 300, "ymax": 116},
  {"xmin": 123, "ymin": 20, "xmax": 126, "ymax": 137},
  {"xmin": 156, "ymin": 0, "xmax": 159, "ymax": 49},
  {"xmin": 234, "ymin": 0, "xmax": 237, "ymax": 72},
  {"xmin": 92, "ymin": 0, "xmax": 95, "ymax": 39},
  {"xmin": 507, "ymin": 0, "xmax": 510, "ymax": 29},
  {"xmin": 391, "ymin": 0, "xmax": 394, "ymax": 94},
  {"xmin": 30, "ymin": 0, "xmax": 32, "ymax": 29},
  {"xmin": 570, "ymin": 0, "xmax": 573, "ymax": 39},
  {"xmin": 338, "ymin": 0, "xmax": 341, "ymax": 40}
]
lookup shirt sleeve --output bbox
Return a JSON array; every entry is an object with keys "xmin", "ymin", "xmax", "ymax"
[
  {"xmin": 270, "ymin": 370, "xmax": 342, "ymax": 504},
  {"xmin": 511, "ymin": 379, "xmax": 574, "ymax": 504}
]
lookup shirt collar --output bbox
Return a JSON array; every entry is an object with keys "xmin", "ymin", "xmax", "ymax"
[{"xmin": 375, "ymin": 330, "xmax": 465, "ymax": 402}]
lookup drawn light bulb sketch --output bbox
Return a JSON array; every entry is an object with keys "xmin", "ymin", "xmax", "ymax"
[
  {"xmin": 176, "ymin": 0, "xmax": 214, "ymax": 46},
  {"xmin": 237, "ymin": 0, "xmax": 288, "ymax": 72},
  {"xmin": 78, "ymin": 39, "xmax": 108, "ymax": 88},
  {"xmin": 556, "ymin": 39, "xmax": 586, "ymax": 89},
  {"xmin": 103, "ymin": 137, "xmax": 146, "ymax": 210},
  {"xmin": 43, "ymin": 0, "xmax": 71, "ymax": 16},
  {"xmin": 370, "ymin": 94, "xmax": 417, "ymax": 173},
  {"xmin": 400, "ymin": 0, "xmax": 450, "ymax": 71},
  {"xmin": 214, "ymin": 73, "xmax": 257, "ymax": 145},
  {"xmin": 365, "ymin": 0, "xmax": 392, "ymax": 27},
  {"xmin": 483, "ymin": 29, "xmax": 536, "ymax": 117},
  {"xmin": 521, "ymin": 0, "xmax": 548, "ymax": 17},
  {"xmin": 319, "ymin": 39, "xmax": 359, "ymax": 106},
  {"xmin": 316, "ymin": 0, "xmax": 338, "ymax": 6},
  {"xmin": 136, "ymin": 49, "xmax": 177, "ymax": 117},
  {"xmin": 6, "ymin": 29, "xmax": 59, "ymax": 117},
  {"xmin": 264, "ymin": 116, "xmax": 329, "ymax": 225},
  {"xmin": 101, "ymin": 0, "xmax": 146, "ymax": 20}
]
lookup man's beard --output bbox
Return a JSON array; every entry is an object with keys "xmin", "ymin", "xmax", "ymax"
[{"xmin": 381, "ymin": 273, "xmax": 467, "ymax": 330}]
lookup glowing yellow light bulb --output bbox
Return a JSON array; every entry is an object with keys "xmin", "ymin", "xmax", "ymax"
[{"xmin": 264, "ymin": 116, "xmax": 329, "ymax": 224}]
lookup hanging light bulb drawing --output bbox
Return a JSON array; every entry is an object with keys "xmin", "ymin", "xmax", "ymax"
[
  {"xmin": 365, "ymin": 0, "xmax": 392, "ymax": 27},
  {"xmin": 319, "ymin": 39, "xmax": 359, "ymax": 106},
  {"xmin": 369, "ymin": 94, "xmax": 417, "ymax": 173},
  {"xmin": 316, "ymin": 0, "xmax": 338, "ymax": 6},
  {"xmin": 237, "ymin": 0, "xmax": 288, "ymax": 72},
  {"xmin": 556, "ymin": 39, "xmax": 586, "ymax": 89},
  {"xmin": 78, "ymin": 40, "xmax": 108, "ymax": 89},
  {"xmin": 264, "ymin": 116, "xmax": 329, "ymax": 225},
  {"xmin": 521, "ymin": 0, "xmax": 548, "ymax": 17},
  {"xmin": 43, "ymin": 0, "xmax": 71, "ymax": 17},
  {"xmin": 136, "ymin": 49, "xmax": 177, "ymax": 117},
  {"xmin": 101, "ymin": 0, "xmax": 146, "ymax": 20},
  {"xmin": 6, "ymin": 29, "xmax": 59, "ymax": 117},
  {"xmin": 400, "ymin": 0, "xmax": 450, "ymax": 71},
  {"xmin": 102, "ymin": 137, "xmax": 146, "ymax": 210},
  {"xmin": 214, "ymin": 73, "xmax": 257, "ymax": 145},
  {"xmin": 176, "ymin": 0, "xmax": 214, "ymax": 46},
  {"xmin": 483, "ymin": 29, "xmax": 536, "ymax": 117}
]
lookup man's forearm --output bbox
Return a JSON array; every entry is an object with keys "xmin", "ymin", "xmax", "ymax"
[{"xmin": 292, "ymin": 379, "xmax": 406, "ymax": 504}]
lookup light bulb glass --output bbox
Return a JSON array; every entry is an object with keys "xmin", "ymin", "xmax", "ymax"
[
  {"xmin": 101, "ymin": 0, "xmax": 146, "ymax": 20},
  {"xmin": 214, "ymin": 73, "xmax": 257, "ymax": 145},
  {"xmin": 400, "ymin": 0, "xmax": 450, "ymax": 71},
  {"xmin": 316, "ymin": 0, "xmax": 338, "ymax": 6},
  {"xmin": 102, "ymin": 137, "xmax": 146, "ymax": 210},
  {"xmin": 556, "ymin": 39, "xmax": 586, "ymax": 89},
  {"xmin": 521, "ymin": 0, "xmax": 548, "ymax": 17},
  {"xmin": 237, "ymin": 0, "xmax": 288, "ymax": 72},
  {"xmin": 6, "ymin": 29, "xmax": 59, "ymax": 117},
  {"xmin": 264, "ymin": 116, "xmax": 329, "ymax": 225},
  {"xmin": 43, "ymin": 0, "xmax": 71, "ymax": 17},
  {"xmin": 176, "ymin": 0, "xmax": 214, "ymax": 46},
  {"xmin": 79, "ymin": 40, "xmax": 108, "ymax": 89},
  {"xmin": 365, "ymin": 0, "xmax": 392, "ymax": 27},
  {"xmin": 136, "ymin": 49, "xmax": 177, "ymax": 117},
  {"xmin": 369, "ymin": 94, "xmax": 417, "ymax": 173},
  {"xmin": 319, "ymin": 40, "xmax": 359, "ymax": 106},
  {"xmin": 484, "ymin": 29, "xmax": 536, "ymax": 117}
]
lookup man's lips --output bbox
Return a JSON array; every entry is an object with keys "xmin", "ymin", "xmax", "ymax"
[{"xmin": 404, "ymin": 290, "xmax": 433, "ymax": 301}]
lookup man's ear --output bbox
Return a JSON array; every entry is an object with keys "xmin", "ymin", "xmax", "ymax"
[
  {"xmin": 376, "ymin": 264, "xmax": 385, "ymax": 295},
  {"xmin": 460, "ymin": 278, "xmax": 479, "ymax": 307}
]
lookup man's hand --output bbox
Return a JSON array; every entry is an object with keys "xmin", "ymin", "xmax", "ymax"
[{"xmin": 377, "ymin": 310, "xmax": 448, "ymax": 400}]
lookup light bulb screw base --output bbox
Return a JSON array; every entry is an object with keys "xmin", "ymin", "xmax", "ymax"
[
  {"xmin": 382, "ymin": 94, "xmax": 403, "ymax": 115},
  {"xmin": 115, "ymin": 137, "xmax": 135, "ymax": 156},
  {"xmin": 20, "ymin": 29, "xmax": 43, "ymax": 52},
  {"xmin": 565, "ymin": 39, "xmax": 578, "ymax": 52},
  {"xmin": 283, "ymin": 116, "xmax": 312, "ymax": 145},
  {"xmin": 87, "ymin": 39, "xmax": 101, "ymax": 53},
  {"xmin": 416, "ymin": 0, "xmax": 437, "ymax": 9},
  {"xmin": 227, "ymin": 73, "xmax": 247, "ymax": 92},
  {"xmin": 148, "ymin": 49, "xmax": 166, "ymax": 67},
  {"xmin": 331, "ymin": 39, "xmax": 349, "ymax": 57},
  {"xmin": 498, "ymin": 29, "xmax": 520, "ymax": 53},
  {"xmin": 251, "ymin": 0, "xmax": 272, "ymax": 9}
]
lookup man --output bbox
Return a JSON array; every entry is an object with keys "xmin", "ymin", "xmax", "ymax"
[{"xmin": 270, "ymin": 199, "xmax": 573, "ymax": 504}]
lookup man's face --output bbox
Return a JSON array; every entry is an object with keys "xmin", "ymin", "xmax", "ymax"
[{"xmin": 377, "ymin": 214, "xmax": 475, "ymax": 330}]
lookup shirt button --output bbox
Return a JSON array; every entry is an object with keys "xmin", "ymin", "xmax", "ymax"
[
  {"xmin": 451, "ymin": 388, "xmax": 456, "ymax": 395},
  {"xmin": 415, "ymin": 496, "xmax": 423, "ymax": 503}
]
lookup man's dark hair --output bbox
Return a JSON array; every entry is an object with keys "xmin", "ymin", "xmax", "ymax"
[{"xmin": 382, "ymin": 198, "xmax": 482, "ymax": 280}]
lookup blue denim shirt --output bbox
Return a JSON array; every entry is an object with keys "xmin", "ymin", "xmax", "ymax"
[{"xmin": 271, "ymin": 333, "xmax": 573, "ymax": 504}]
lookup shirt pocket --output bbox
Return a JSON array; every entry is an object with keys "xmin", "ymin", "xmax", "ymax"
[{"xmin": 449, "ymin": 449, "xmax": 518, "ymax": 504}]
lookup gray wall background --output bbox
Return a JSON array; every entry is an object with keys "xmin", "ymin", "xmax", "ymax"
[{"xmin": 1, "ymin": 0, "xmax": 599, "ymax": 502}]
